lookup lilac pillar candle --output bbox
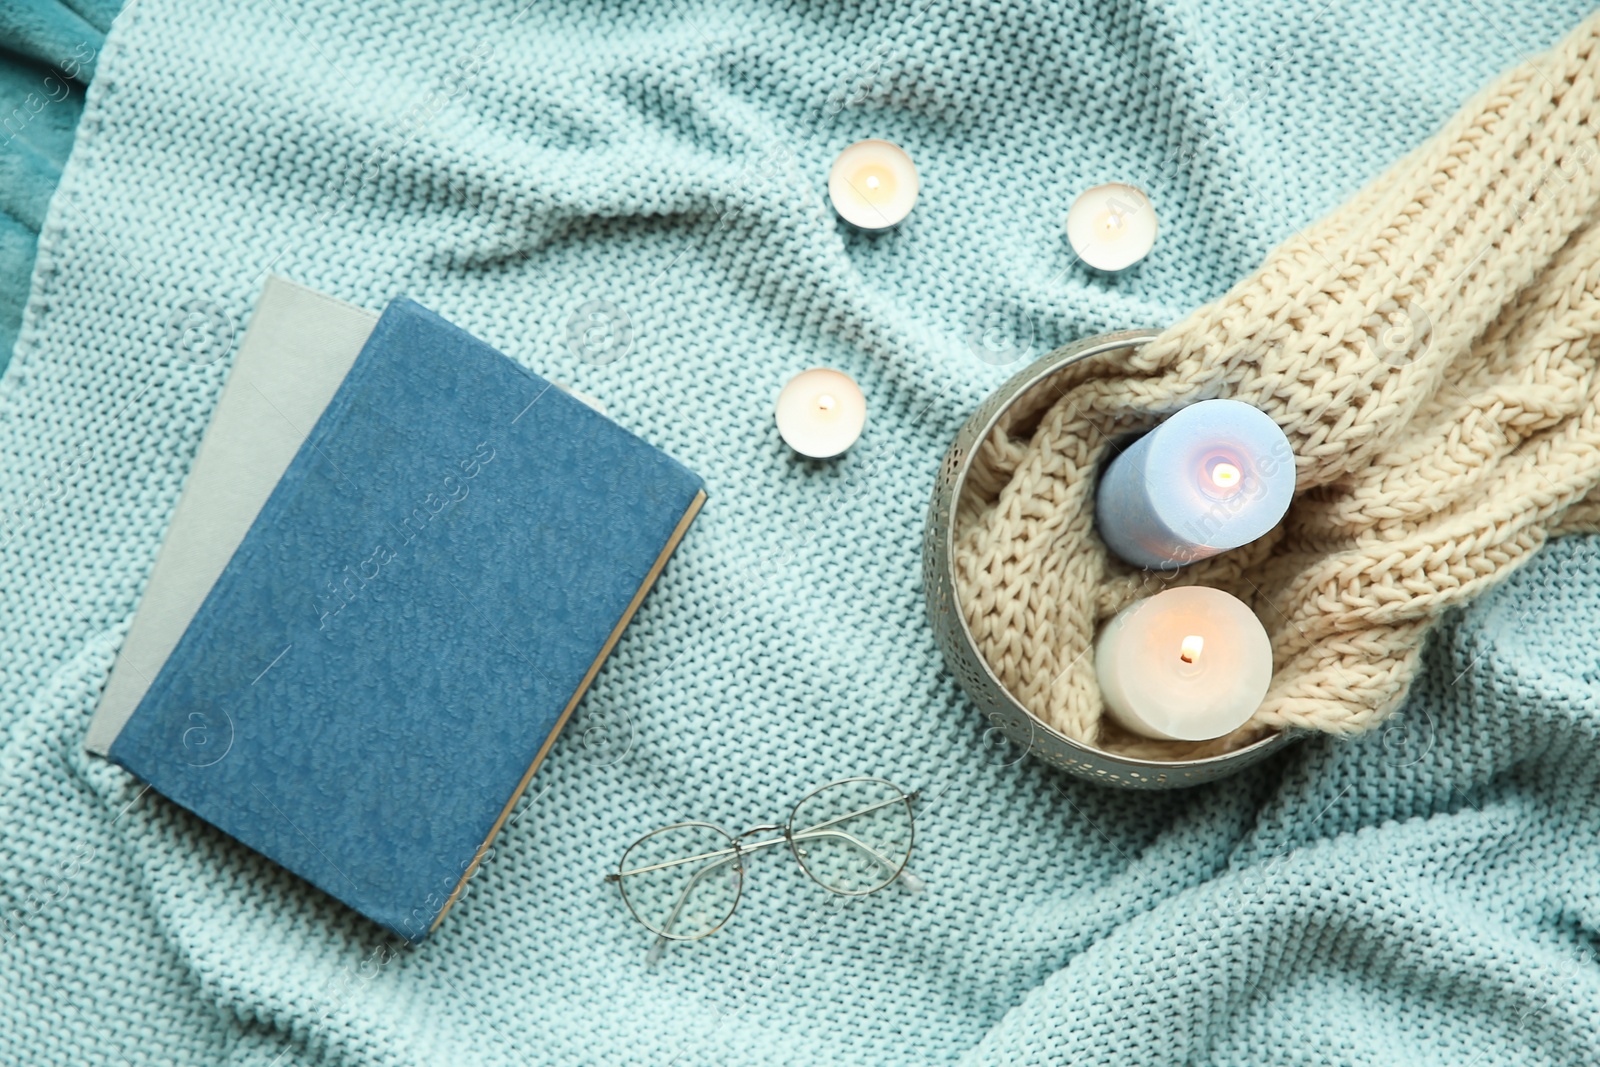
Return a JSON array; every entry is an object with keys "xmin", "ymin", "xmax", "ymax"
[{"xmin": 1095, "ymin": 399, "xmax": 1295, "ymax": 569}]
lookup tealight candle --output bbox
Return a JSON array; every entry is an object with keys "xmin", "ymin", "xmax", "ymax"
[
  {"xmin": 775, "ymin": 369, "xmax": 866, "ymax": 458},
  {"xmin": 828, "ymin": 140, "xmax": 919, "ymax": 232},
  {"xmin": 1095, "ymin": 586, "xmax": 1272, "ymax": 742},
  {"xmin": 1066, "ymin": 183, "xmax": 1158, "ymax": 272},
  {"xmin": 1096, "ymin": 399, "xmax": 1295, "ymax": 569}
]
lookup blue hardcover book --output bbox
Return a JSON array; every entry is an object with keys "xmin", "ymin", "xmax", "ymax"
[{"xmin": 109, "ymin": 299, "xmax": 706, "ymax": 941}]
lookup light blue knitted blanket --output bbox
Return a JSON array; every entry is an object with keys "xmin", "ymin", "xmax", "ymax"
[{"xmin": 3, "ymin": 1, "xmax": 1598, "ymax": 1064}]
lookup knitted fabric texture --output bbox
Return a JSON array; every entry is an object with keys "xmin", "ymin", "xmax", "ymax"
[
  {"xmin": 4, "ymin": 2, "xmax": 1600, "ymax": 1066},
  {"xmin": 955, "ymin": 14, "xmax": 1600, "ymax": 760}
]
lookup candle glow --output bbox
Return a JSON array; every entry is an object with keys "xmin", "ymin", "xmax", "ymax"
[
  {"xmin": 1095, "ymin": 399, "xmax": 1296, "ymax": 569},
  {"xmin": 1208, "ymin": 460, "xmax": 1241, "ymax": 492},
  {"xmin": 775, "ymin": 369, "xmax": 867, "ymax": 459},
  {"xmin": 1067, "ymin": 183, "xmax": 1158, "ymax": 272},
  {"xmin": 1095, "ymin": 586, "xmax": 1273, "ymax": 742},
  {"xmin": 829, "ymin": 141, "xmax": 919, "ymax": 232}
]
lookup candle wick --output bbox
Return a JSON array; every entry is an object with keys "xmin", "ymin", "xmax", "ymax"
[
  {"xmin": 865, "ymin": 175, "xmax": 880, "ymax": 190},
  {"xmin": 817, "ymin": 394, "xmax": 837, "ymax": 412},
  {"xmin": 1179, "ymin": 635, "xmax": 1204, "ymax": 664}
]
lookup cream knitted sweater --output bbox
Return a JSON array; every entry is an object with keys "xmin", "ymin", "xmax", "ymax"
[{"xmin": 954, "ymin": 13, "xmax": 1600, "ymax": 760}]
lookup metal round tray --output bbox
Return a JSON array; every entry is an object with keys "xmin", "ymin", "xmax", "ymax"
[{"xmin": 922, "ymin": 330, "xmax": 1291, "ymax": 789}]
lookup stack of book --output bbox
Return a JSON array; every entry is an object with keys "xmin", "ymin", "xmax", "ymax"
[{"xmin": 87, "ymin": 278, "xmax": 706, "ymax": 941}]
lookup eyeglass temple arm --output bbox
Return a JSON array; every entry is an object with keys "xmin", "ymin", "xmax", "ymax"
[
  {"xmin": 609, "ymin": 792, "xmax": 920, "ymax": 881},
  {"xmin": 789, "ymin": 826, "xmax": 925, "ymax": 891},
  {"xmin": 644, "ymin": 849, "xmax": 744, "ymax": 966},
  {"xmin": 648, "ymin": 827, "xmax": 921, "ymax": 954},
  {"xmin": 787, "ymin": 790, "xmax": 921, "ymax": 839},
  {"xmin": 716, "ymin": 826, "xmax": 918, "ymax": 882},
  {"xmin": 622, "ymin": 789, "xmax": 926, "ymax": 965}
]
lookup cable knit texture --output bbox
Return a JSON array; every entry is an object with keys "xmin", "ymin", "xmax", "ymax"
[
  {"xmin": 956, "ymin": 14, "xmax": 1600, "ymax": 760},
  {"xmin": 4, "ymin": 2, "xmax": 1600, "ymax": 1066}
]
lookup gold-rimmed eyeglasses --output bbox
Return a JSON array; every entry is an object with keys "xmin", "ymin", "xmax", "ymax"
[{"xmin": 607, "ymin": 777, "xmax": 922, "ymax": 956}]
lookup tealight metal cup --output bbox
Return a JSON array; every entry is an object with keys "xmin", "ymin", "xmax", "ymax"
[{"xmin": 922, "ymin": 330, "xmax": 1292, "ymax": 789}]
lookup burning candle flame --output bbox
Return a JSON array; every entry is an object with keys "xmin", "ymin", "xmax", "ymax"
[
  {"xmin": 1209, "ymin": 461, "xmax": 1241, "ymax": 490},
  {"xmin": 1179, "ymin": 635, "xmax": 1204, "ymax": 664},
  {"xmin": 816, "ymin": 393, "xmax": 837, "ymax": 413},
  {"xmin": 852, "ymin": 164, "xmax": 898, "ymax": 206}
]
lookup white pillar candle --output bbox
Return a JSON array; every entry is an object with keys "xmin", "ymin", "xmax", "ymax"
[
  {"xmin": 1094, "ymin": 586, "xmax": 1272, "ymax": 742},
  {"xmin": 1066, "ymin": 182, "xmax": 1158, "ymax": 272},
  {"xmin": 828, "ymin": 140, "xmax": 919, "ymax": 232},
  {"xmin": 775, "ymin": 369, "xmax": 866, "ymax": 459}
]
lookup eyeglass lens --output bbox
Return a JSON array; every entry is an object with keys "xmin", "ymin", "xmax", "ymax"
[
  {"xmin": 787, "ymin": 778, "xmax": 914, "ymax": 896},
  {"xmin": 616, "ymin": 822, "xmax": 744, "ymax": 940}
]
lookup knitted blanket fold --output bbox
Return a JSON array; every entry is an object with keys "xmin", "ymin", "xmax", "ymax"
[{"xmin": 955, "ymin": 12, "xmax": 1600, "ymax": 759}]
